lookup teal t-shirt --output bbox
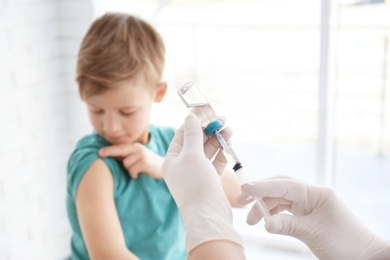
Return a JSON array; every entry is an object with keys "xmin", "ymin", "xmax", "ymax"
[{"xmin": 66, "ymin": 125, "xmax": 186, "ymax": 260}]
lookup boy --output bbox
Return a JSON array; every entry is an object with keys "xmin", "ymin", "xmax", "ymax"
[{"xmin": 66, "ymin": 12, "xmax": 241, "ymax": 259}]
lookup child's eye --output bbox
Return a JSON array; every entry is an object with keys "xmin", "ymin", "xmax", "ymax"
[
  {"xmin": 121, "ymin": 111, "xmax": 134, "ymax": 116},
  {"xmin": 91, "ymin": 109, "xmax": 104, "ymax": 114}
]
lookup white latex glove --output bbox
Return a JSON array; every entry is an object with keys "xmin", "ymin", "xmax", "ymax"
[
  {"xmin": 163, "ymin": 113, "xmax": 242, "ymax": 254},
  {"xmin": 236, "ymin": 176, "xmax": 390, "ymax": 260}
]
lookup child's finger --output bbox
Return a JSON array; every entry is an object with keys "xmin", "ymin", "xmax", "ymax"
[{"xmin": 99, "ymin": 144, "xmax": 134, "ymax": 157}]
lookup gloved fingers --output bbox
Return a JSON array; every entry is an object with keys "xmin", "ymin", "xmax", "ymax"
[
  {"xmin": 246, "ymin": 197, "xmax": 280, "ymax": 225},
  {"xmin": 242, "ymin": 179, "xmax": 307, "ymax": 203},
  {"xmin": 247, "ymin": 203, "xmax": 300, "ymax": 232},
  {"xmin": 235, "ymin": 192, "xmax": 255, "ymax": 205},
  {"xmin": 203, "ymin": 127, "xmax": 233, "ymax": 159},
  {"xmin": 246, "ymin": 203, "xmax": 263, "ymax": 225},
  {"xmin": 219, "ymin": 127, "xmax": 233, "ymax": 141},
  {"xmin": 262, "ymin": 175, "xmax": 296, "ymax": 181},
  {"xmin": 216, "ymin": 115, "xmax": 226, "ymax": 125},
  {"xmin": 236, "ymin": 190, "xmax": 290, "ymax": 206},
  {"xmin": 238, "ymin": 191, "xmax": 291, "ymax": 204},
  {"xmin": 211, "ymin": 148, "xmax": 228, "ymax": 175},
  {"xmin": 266, "ymin": 197, "xmax": 292, "ymax": 211},
  {"xmin": 182, "ymin": 113, "xmax": 204, "ymax": 154},
  {"xmin": 269, "ymin": 203, "xmax": 292, "ymax": 215},
  {"xmin": 264, "ymin": 214, "xmax": 303, "ymax": 238}
]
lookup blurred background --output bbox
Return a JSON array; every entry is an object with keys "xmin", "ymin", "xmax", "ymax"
[{"xmin": 0, "ymin": 0, "xmax": 389, "ymax": 259}]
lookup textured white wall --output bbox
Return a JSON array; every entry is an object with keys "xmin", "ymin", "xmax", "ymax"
[{"xmin": 0, "ymin": 0, "xmax": 93, "ymax": 258}]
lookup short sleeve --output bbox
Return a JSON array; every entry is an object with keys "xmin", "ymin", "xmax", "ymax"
[
  {"xmin": 67, "ymin": 146, "xmax": 119, "ymax": 199},
  {"xmin": 67, "ymin": 147, "xmax": 97, "ymax": 199}
]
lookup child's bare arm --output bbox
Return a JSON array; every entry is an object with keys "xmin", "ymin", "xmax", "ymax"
[
  {"xmin": 220, "ymin": 168, "xmax": 245, "ymax": 208},
  {"xmin": 76, "ymin": 159, "xmax": 139, "ymax": 259},
  {"xmin": 99, "ymin": 144, "xmax": 163, "ymax": 179}
]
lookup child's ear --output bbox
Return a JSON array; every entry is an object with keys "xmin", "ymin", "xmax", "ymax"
[{"xmin": 154, "ymin": 81, "xmax": 167, "ymax": 102}]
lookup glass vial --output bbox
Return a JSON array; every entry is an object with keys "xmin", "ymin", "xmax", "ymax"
[{"xmin": 177, "ymin": 82, "xmax": 219, "ymax": 128}]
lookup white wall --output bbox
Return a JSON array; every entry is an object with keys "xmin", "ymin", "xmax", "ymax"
[{"xmin": 0, "ymin": 0, "xmax": 93, "ymax": 258}]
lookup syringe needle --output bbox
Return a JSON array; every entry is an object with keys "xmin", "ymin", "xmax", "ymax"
[
  {"xmin": 214, "ymin": 131, "xmax": 271, "ymax": 222},
  {"xmin": 215, "ymin": 131, "xmax": 240, "ymax": 163}
]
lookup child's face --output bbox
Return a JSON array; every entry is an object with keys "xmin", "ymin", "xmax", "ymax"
[{"xmin": 85, "ymin": 78, "xmax": 166, "ymax": 145}]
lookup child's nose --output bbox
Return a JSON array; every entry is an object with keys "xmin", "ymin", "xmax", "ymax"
[{"xmin": 103, "ymin": 114, "xmax": 122, "ymax": 135}]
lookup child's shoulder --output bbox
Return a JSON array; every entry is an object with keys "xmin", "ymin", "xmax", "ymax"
[
  {"xmin": 75, "ymin": 131, "xmax": 109, "ymax": 151},
  {"xmin": 67, "ymin": 132, "xmax": 115, "ymax": 199},
  {"xmin": 68, "ymin": 132, "xmax": 109, "ymax": 170}
]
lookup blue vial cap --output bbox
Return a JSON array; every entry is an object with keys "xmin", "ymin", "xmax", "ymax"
[{"xmin": 204, "ymin": 120, "xmax": 223, "ymax": 136}]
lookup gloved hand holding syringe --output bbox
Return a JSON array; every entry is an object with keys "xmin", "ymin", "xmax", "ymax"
[{"xmin": 177, "ymin": 82, "xmax": 271, "ymax": 221}]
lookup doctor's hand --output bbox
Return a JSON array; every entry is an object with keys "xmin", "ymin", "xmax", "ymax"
[
  {"xmin": 163, "ymin": 113, "xmax": 243, "ymax": 256},
  {"xmin": 237, "ymin": 176, "xmax": 390, "ymax": 260}
]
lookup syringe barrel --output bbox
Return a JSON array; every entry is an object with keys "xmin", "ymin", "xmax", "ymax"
[
  {"xmin": 214, "ymin": 131, "xmax": 241, "ymax": 163},
  {"xmin": 235, "ymin": 166, "xmax": 271, "ymax": 221},
  {"xmin": 234, "ymin": 167, "xmax": 253, "ymax": 185}
]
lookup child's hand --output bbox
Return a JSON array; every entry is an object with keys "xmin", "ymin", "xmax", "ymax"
[{"xmin": 99, "ymin": 143, "xmax": 164, "ymax": 179}]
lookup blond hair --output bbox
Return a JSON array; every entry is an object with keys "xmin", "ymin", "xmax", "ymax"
[{"xmin": 76, "ymin": 13, "xmax": 165, "ymax": 99}]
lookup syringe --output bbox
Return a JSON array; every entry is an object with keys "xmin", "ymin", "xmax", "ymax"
[
  {"xmin": 178, "ymin": 82, "xmax": 271, "ymax": 222},
  {"xmin": 214, "ymin": 131, "xmax": 271, "ymax": 221}
]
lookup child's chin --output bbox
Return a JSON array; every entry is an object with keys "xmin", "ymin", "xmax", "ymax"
[{"xmin": 105, "ymin": 137, "xmax": 128, "ymax": 145}]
